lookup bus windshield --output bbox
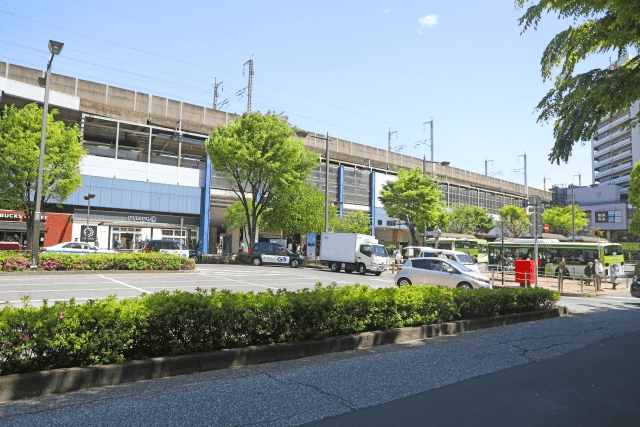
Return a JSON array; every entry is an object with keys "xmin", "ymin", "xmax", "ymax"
[{"xmin": 604, "ymin": 245, "xmax": 622, "ymax": 256}]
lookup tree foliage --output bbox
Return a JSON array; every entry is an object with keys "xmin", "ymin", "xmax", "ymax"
[
  {"xmin": 260, "ymin": 182, "xmax": 331, "ymax": 240},
  {"xmin": 517, "ymin": 0, "xmax": 640, "ymax": 164},
  {"xmin": 206, "ymin": 112, "xmax": 319, "ymax": 244},
  {"xmin": 499, "ymin": 205, "xmax": 530, "ymax": 237},
  {"xmin": 444, "ymin": 204, "xmax": 495, "ymax": 234},
  {"xmin": 338, "ymin": 211, "xmax": 371, "ymax": 235},
  {"xmin": 379, "ymin": 168, "xmax": 447, "ymax": 245},
  {"xmin": 628, "ymin": 161, "xmax": 640, "ymax": 237},
  {"xmin": 541, "ymin": 205, "xmax": 589, "ymax": 237},
  {"xmin": 0, "ymin": 103, "xmax": 84, "ymax": 250}
]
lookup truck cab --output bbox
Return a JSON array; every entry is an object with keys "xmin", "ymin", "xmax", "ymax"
[{"xmin": 319, "ymin": 232, "xmax": 390, "ymax": 276}]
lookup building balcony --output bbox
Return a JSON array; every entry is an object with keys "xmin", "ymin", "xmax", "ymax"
[
  {"xmin": 594, "ymin": 136, "xmax": 631, "ymax": 158},
  {"xmin": 594, "ymin": 147, "xmax": 632, "ymax": 168},
  {"xmin": 594, "ymin": 127, "xmax": 632, "ymax": 149}
]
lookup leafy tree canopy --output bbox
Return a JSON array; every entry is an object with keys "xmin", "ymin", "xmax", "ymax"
[
  {"xmin": 379, "ymin": 168, "xmax": 447, "ymax": 245},
  {"xmin": 628, "ymin": 161, "xmax": 640, "ymax": 236},
  {"xmin": 338, "ymin": 211, "xmax": 371, "ymax": 235},
  {"xmin": 499, "ymin": 205, "xmax": 530, "ymax": 237},
  {"xmin": 206, "ymin": 112, "xmax": 319, "ymax": 244},
  {"xmin": 444, "ymin": 204, "xmax": 495, "ymax": 235},
  {"xmin": 517, "ymin": 0, "xmax": 640, "ymax": 164},
  {"xmin": 541, "ymin": 205, "xmax": 589, "ymax": 237},
  {"xmin": 0, "ymin": 103, "xmax": 84, "ymax": 249},
  {"xmin": 260, "ymin": 182, "xmax": 332, "ymax": 239}
]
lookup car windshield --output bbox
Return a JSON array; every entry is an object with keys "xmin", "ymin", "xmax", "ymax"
[
  {"xmin": 372, "ymin": 245, "xmax": 388, "ymax": 257},
  {"xmin": 604, "ymin": 245, "xmax": 622, "ymax": 256},
  {"xmin": 456, "ymin": 253, "xmax": 474, "ymax": 264},
  {"xmin": 445, "ymin": 259, "xmax": 471, "ymax": 272}
]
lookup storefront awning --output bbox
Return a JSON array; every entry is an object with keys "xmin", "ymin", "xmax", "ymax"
[
  {"xmin": 97, "ymin": 221, "xmax": 198, "ymax": 230},
  {"xmin": 0, "ymin": 222, "xmax": 46, "ymax": 232}
]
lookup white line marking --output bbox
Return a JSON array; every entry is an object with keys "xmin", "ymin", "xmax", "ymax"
[
  {"xmin": 209, "ymin": 276, "xmax": 279, "ymax": 290},
  {"xmin": 0, "ymin": 288, "xmax": 130, "ymax": 293},
  {"xmin": 97, "ymin": 275, "xmax": 148, "ymax": 293}
]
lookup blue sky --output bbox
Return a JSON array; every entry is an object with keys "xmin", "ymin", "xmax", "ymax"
[{"xmin": 0, "ymin": 0, "xmax": 625, "ymax": 191}]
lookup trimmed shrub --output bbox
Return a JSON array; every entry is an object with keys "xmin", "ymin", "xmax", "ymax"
[
  {"xmin": 0, "ymin": 284, "xmax": 559, "ymax": 376},
  {"xmin": 0, "ymin": 252, "xmax": 195, "ymax": 272}
]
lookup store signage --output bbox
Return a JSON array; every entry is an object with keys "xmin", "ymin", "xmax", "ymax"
[
  {"xmin": 127, "ymin": 215, "xmax": 157, "ymax": 223},
  {"xmin": 0, "ymin": 212, "xmax": 47, "ymax": 221}
]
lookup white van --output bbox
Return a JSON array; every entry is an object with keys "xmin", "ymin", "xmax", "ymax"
[{"xmin": 418, "ymin": 248, "xmax": 480, "ymax": 272}]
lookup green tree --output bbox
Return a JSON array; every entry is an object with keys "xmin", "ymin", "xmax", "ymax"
[
  {"xmin": 444, "ymin": 204, "xmax": 495, "ymax": 234},
  {"xmin": 338, "ymin": 211, "xmax": 371, "ymax": 235},
  {"xmin": 628, "ymin": 161, "xmax": 640, "ymax": 237},
  {"xmin": 517, "ymin": 0, "xmax": 640, "ymax": 164},
  {"xmin": 541, "ymin": 205, "xmax": 589, "ymax": 237},
  {"xmin": 0, "ymin": 103, "xmax": 84, "ymax": 250},
  {"xmin": 260, "ymin": 182, "xmax": 331, "ymax": 240},
  {"xmin": 499, "ymin": 205, "xmax": 530, "ymax": 237},
  {"xmin": 379, "ymin": 168, "xmax": 447, "ymax": 245},
  {"xmin": 205, "ymin": 112, "xmax": 319, "ymax": 244}
]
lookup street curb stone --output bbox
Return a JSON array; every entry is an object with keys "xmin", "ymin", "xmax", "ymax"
[
  {"xmin": 0, "ymin": 269, "xmax": 199, "ymax": 276},
  {"xmin": 0, "ymin": 306, "xmax": 568, "ymax": 402}
]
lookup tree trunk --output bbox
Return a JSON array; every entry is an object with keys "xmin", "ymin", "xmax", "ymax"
[
  {"xmin": 25, "ymin": 215, "xmax": 35, "ymax": 253},
  {"xmin": 409, "ymin": 225, "xmax": 418, "ymax": 246}
]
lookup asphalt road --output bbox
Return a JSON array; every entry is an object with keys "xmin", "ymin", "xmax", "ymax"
[
  {"xmin": 0, "ymin": 294, "xmax": 639, "ymax": 426},
  {"xmin": 0, "ymin": 264, "xmax": 397, "ymax": 307}
]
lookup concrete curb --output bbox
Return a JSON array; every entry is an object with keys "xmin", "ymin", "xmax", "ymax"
[{"xmin": 0, "ymin": 306, "xmax": 568, "ymax": 402}]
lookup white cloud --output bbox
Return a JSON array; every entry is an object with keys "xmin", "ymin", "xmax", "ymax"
[
  {"xmin": 418, "ymin": 14, "xmax": 438, "ymax": 33},
  {"xmin": 383, "ymin": 8, "xmax": 389, "ymax": 13}
]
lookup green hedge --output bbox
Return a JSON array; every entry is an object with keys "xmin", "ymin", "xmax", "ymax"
[
  {"xmin": 0, "ymin": 251, "xmax": 195, "ymax": 271},
  {"xmin": 0, "ymin": 284, "xmax": 559, "ymax": 375}
]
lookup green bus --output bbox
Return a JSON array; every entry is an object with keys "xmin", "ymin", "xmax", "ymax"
[
  {"xmin": 423, "ymin": 238, "xmax": 489, "ymax": 263},
  {"xmin": 487, "ymin": 240, "xmax": 624, "ymax": 280},
  {"xmin": 620, "ymin": 242, "xmax": 640, "ymax": 263}
]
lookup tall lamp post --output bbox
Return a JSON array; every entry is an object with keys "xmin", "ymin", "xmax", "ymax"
[
  {"xmin": 31, "ymin": 40, "xmax": 64, "ymax": 269},
  {"xmin": 296, "ymin": 130, "xmax": 331, "ymax": 232},
  {"xmin": 421, "ymin": 156, "xmax": 450, "ymax": 244},
  {"xmin": 84, "ymin": 193, "xmax": 95, "ymax": 243}
]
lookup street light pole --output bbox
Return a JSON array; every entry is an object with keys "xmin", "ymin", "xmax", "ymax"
[
  {"xmin": 571, "ymin": 185, "xmax": 576, "ymax": 242},
  {"xmin": 31, "ymin": 40, "xmax": 63, "ymax": 269},
  {"xmin": 84, "ymin": 193, "xmax": 95, "ymax": 243},
  {"xmin": 324, "ymin": 131, "xmax": 329, "ymax": 233}
]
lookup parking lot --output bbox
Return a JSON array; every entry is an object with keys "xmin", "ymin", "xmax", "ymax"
[{"xmin": 0, "ymin": 264, "xmax": 397, "ymax": 307}]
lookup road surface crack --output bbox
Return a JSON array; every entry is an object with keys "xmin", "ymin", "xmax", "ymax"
[{"xmin": 262, "ymin": 372, "xmax": 356, "ymax": 411}]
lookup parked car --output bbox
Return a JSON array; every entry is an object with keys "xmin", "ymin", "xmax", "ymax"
[
  {"xmin": 145, "ymin": 240, "xmax": 189, "ymax": 257},
  {"xmin": 43, "ymin": 242, "xmax": 116, "ymax": 255},
  {"xmin": 247, "ymin": 242, "xmax": 306, "ymax": 268},
  {"xmin": 631, "ymin": 276, "xmax": 640, "ymax": 298},
  {"xmin": 395, "ymin": 257, "xmax": 492, "ymax": 289},
  {"xmin": 418, "ymin": 248, "xmax": 480, "ymax": 272}
]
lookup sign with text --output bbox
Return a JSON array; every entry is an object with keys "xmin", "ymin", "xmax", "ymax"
[{"xmin": 81, "ymin": 225, "xmax": 97, "ymax": 242}]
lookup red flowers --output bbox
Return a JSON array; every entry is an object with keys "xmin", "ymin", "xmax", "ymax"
[
  {"xmin": 23, "ymin": 335, "xmax": 29, "ymax": 341},
  {"xmin": 355, "ymin": 308, "xmax": 359, "ymax": 312},
  {"xmin": 58, "ymin": 311, "xmax": 64, "ymax": 319}
]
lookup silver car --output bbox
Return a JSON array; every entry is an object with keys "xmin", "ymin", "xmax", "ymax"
[{"xmin": 395, "ymin": 257, "xmax": 492, "ymax": 289}]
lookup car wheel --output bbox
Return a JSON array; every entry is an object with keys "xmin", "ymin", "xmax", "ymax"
[
  {"xmin": 344, "ymin": 269, "xmax": 354, "ymax": 274},
  {"xmin": 358, "ymin": 264, "xmax": 366, "ymax": 275},
  {"xmin": 290, "ymin": 259, "xmax": 299, "ymax": 268},
  {"xmin": 330, "ymin": 262, "xmax": 340, "ymax": 272},
  {"xmin": 397, "ymin": 278, "xmax": 411, "ymax": 287},
  {"xmin": 190, "ymin": 255, "xmax": 198, "ymax": 263},
  {"xmin": 252, "ymin": 257, "xmax": 262, "ymax": 266},
  {"xmin": 374, "ymin": 271, "xmax": 382, "ymax": 276},
  {"xmin": 457, "ymin": 282, "xmax": 473, "ymax": 290}
]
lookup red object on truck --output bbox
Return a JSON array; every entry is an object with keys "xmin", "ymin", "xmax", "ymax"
[
  {"xmin": 0, "ymin": 242, "xmax": 20, "ymax": 251},
  {"xmin": 515, "ymin": 259, "xmax": 536, "ymax": 286}
]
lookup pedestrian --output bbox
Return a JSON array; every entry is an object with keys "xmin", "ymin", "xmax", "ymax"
[
  {"xmin": 506, "ymin": 253, "xmax": 514, "ymax": 271},
  {"xmin": 610, "ymin": 263, "xmax": 620, "ymax": 290},
  {"xmin": 94, "ymin": 238, "xmax": 100, "ymax": 249},
  {"xmin": 74, "ymin": 237, "xmax": 79, "ymax": 242},
  {"xmin": 594, "ymin": 258, "xmax": 604, "ymax": 292},
  {"xmin": 584, "ymin": 262, "xmax": 593, "ymax": 286},
  {"xmin": 239, "ymin": 241, "xmax": 246, "ymax": 253},
  {"xmin": 558, "ymin": 257, "xmax": 566, "ymax": 292},
  {"xmin": 395, "ymin": 248, "xmax": 403, "ymax": 266}
]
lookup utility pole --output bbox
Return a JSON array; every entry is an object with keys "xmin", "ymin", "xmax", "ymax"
[
  {"xmin": 213, "ymin": 78, "xmax": 227, "ymax": 110},
  {"xmin": 543, "ymin": 177, "xmax": 551, "ymax": 192},
  {"xmin": 576, "ymin": 173, "xmax": 582, "ymax": 187},
  {"xmin": 423, "ymin": 118, "xmax": 434, "ymax": 173},
  {"xmin": 518, "ymin": 153, "xmax": 528, "ymax": 198},
  {"xmin": 236, "ymin": 58, "xmax": 254, "ymax": 113},
  {"xmin": 485, "ymin": 158, "xmax": 493, "ymax": 176},
  {"xmin": 387, "ymin": 128, "xmax": 397, "ymax": 169}
]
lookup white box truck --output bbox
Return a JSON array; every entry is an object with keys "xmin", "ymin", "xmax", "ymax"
[{"xmin": 319, "ymin": 232, "xmax": 390, "ymax": 275}]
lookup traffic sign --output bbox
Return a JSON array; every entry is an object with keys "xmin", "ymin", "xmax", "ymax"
[
  {"xmin": 528, "ymin": 194, "xmax": 543, "ymax": 206},
  {"xmin": 528, "ymin": 224, "xmax": 544, "ymax": 235},
  {"xmin": 544, "ymin": 223, "xmax": 550, "ymax": 233},
  {"xmin": 529, "ymin": 213, "xmax": 542, "ymax": 225}
]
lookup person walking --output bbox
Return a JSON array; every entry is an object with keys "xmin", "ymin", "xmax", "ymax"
[
  {"xmin": 239, "ymin": 241, "xmax": 246, "ymax": 253},
  {"xmin": 584, "ymin": 262, "xmax": 593, "ymax": 286},
  {"xmin": 558, "ymin": 257, "xmax": 566, "ymax": 292},
  {"xmin": 594, "ymin": 258, "xmax": 604, "ymax": 292},
  {"xmin": 395, "ymin": 248, "xmax": 403, "ymax": 266}
]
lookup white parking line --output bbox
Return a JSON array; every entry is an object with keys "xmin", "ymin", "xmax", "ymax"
[
  {"xmin": 0, "ymin": 288, "xmax": 130, "ymax": 294},
  {"xmin": 0, "ymin": 282, "xmax": 114, "ymax": 287},
  {"xmin": 98, "ymin": 275, "xmax": 148, "ymax": 293}
]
